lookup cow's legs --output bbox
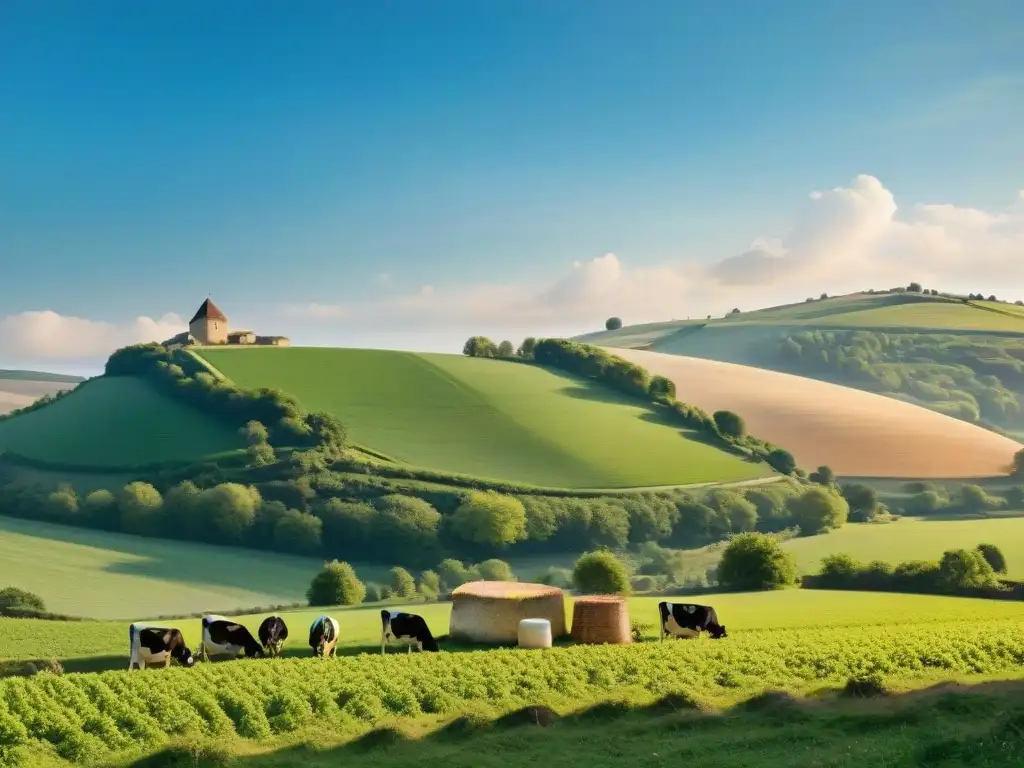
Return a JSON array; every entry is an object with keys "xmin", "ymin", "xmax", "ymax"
[
  {"xmin": 407, "ymin": 643, "xmax": 412, "ymax": 654},
  {"xmin": 381, "ymin": 631, "xmax": 387, "ymax": 655},
  {"xmin": 164, "ymin": 656, "xmax": 172, "ymax": 668}
]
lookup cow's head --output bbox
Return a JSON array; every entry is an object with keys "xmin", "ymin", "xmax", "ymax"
[
  {"xmin": 175, "ymin": 645, "xmax": 197, "ymax": 667},
  {"xmin": 708, "ymin": 624, "xmax": 728, "ymax": 639}
]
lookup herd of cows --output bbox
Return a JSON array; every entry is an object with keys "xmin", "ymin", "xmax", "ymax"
[{"xmin": 126, "ymin": 602, "xmax": 728, "ymax": 670}]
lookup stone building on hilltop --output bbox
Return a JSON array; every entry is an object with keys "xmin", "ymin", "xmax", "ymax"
[{"xmin": 162, "ymin": 298, "xmax": 290, "ymax": 348}]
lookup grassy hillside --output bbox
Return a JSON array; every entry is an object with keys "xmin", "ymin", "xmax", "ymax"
[
  {"xmin": 609, "ymin": 348, "xmax": 1020, "ymax": 477},
  {"xmin": 0, "ymin": 376, "xmax": 244, "ymax": 467},
  {"xmin": 6, "ymin": 589, "xmax": 1024, "ymax": 667},
  {"xmin": 197, "ymin": 347, "xmax": 771, "ymax": 488}
]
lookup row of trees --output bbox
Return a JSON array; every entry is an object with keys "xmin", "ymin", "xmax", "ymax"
[
  {"xmin": 104, "ymin": 343, "xmax": 347, "ymax": 453},
  {"xmin": 774, "ymin": 328, "xmax": 1024, "ymax": 428},
  {"xmin": 462, "ymin": 336, "xmax": 536, "ymax": 360}
]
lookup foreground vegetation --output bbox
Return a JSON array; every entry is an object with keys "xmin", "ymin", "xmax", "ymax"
[
  {"xmin": 119, "ymin": 677, "xmax": 1024, "ymax": 768},
  {"xmin": 3, "ymin": 617, "xmax": 1023, "ymax": 765}
]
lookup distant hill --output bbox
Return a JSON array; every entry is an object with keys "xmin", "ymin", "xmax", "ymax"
[
  {"xmin": 0, "ymin": 369, "xmax": 86, "ymax": 383},
  {"xmin": 0, "ymin": 370, "xmax": 84, "ymax": 416},
  {"xmin": 580, "ymin": 290, "xmax": 1024, "ymax": 438}
]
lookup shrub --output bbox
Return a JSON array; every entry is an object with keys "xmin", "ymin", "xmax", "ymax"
[
  {"xmin": 766, "ymin": 449, "xmax": 796, "ymax": 475},
  {"xmin": 787, "ymin": 487, "xmax": 849, "ymax": 535},
  {"xmin": 363, "ymin": 583, "xmax": 383, "ymax": 603},
  {"xmin": 389, "ymin": 567, "xmax": 418, "ymax": 599},
  {"xmin": 417, "ymin": 570, "xmax": 441, "ymax": 600},
  {"xmin": 817, "ymin": 553, "xmax": 861, "ymax": 588},
  {"xmin": 118, "ymin": 482, "xmax": 164, "ymax": 535},
  {"xmin": 572, "ymin": 551, "xmax": 630, "ymax": 595},
  {"xmin": 0, "ymin": 588, "xmax": 45, "ymax": 615},
  {"xmin": 536, "ymin": 566, "xmax": 574, "ymax": 589},
  {"xmin": 938, "ymin": 549, "xmax": 998, "ymax": 590},
  {"xmin": 437, "ymin": 559, "xmax": 474, "ymax": 591},
  {"xmin": 713, "ymin": 410, "xmax": 745, "ymax": 438},
  {"xmin": 449, "ymin": 491, "xmax": 527, "ymax": 547},
  {"xmin": 976, "ymin": 543, "xmax": 1007, "ymax": 574},
  {"xmin": 273, "ymin": 510, "xmax": 323, "ymax": 555},
  {"xmin": 605, "ymin": 317, "xmax": 623, "ymax": 331},
  {"xmin": 475, "ymin": 559, "xmax": 515, "ymax": 581},
  {"xmin": 808, "ymin": 465, "xmax": 835, "ymax": 485},
  {"xmin": 630, "ymin": 575, "xmax": 659, "ymax": 592},
  {"xmin": 717, "ymin": 533, "xmax": 798, "ymax": 591},
  {"xmin": 307, "ymin": 561, "xmax": 366, "ymax": 606}
]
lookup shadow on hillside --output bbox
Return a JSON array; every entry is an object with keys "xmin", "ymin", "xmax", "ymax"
[
  {"xmin": 909, "ymin": 512, "xmax": 1024, "ymax": 522},
  {"xmin": 128, "ymin": 678, "xmax": 1024, "ymax": 767}
]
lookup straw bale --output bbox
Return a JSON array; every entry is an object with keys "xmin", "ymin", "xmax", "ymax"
[
  {"xmin": 571, "ymin": 595, "xmax": 632, "ymax": 645},
  {"xmin": 449, "ymin": 581, "xmax": 566, "ymax": 644}
]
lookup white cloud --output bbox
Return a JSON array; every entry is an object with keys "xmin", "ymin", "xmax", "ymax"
[
  {"xmin": 286, "ymin": 174, "xmax": 1024, "ymax": 337},
  {"xmin": 0, "ymin": 311, "xmax": 185, "ymax": 364}
]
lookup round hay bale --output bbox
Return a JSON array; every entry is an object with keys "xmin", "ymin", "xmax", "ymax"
[
  {"xmin": 570, "ymin": 595, "xmax": 632, "ymax": 645},
  {"xmin": 518, "ymin": 618, "xmax": 553, "ymax": 649},
  {"xmin": 449, "ymin": 581, "xmax": 566, "ymax": 644}
]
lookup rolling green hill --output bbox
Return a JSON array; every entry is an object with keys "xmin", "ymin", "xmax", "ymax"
[
  {"xmin": 197, "ymin": 347, "xmax": 771, "ymax": 488},
  {"xmin": 0, "ymin": 376, "xmax": 244, "ymax": 467},
  {"xmin": 580, "ymin": 291, "xmax": 1024, "ymax": 435}
]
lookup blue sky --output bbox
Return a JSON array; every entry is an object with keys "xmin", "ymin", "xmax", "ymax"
[{"xmin": 1, "ymin": 1, "xmax": 1023, "ymax": 372}]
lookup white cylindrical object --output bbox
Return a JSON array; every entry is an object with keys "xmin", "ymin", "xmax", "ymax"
[{"xmin": 518, "ymin": 618, "xmax": 553, "ymax": 649}]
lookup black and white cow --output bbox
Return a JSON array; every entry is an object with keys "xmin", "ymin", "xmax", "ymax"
[
  {"xmin": 200, "ymin": 615, "xmax": 265, "ymax": 661},
  {"xmin": 380, "ymin": 610, "xmax": 439, "ymax": 654},
  {"xmin": 658, "ymin": 602, "xmax": 728, "ymax": 641},
  {"xmin": 128, "ymin": 623, "xmax": 195, "ymax": 670},
  {"xmin": 258, "ymin": 615, "xmax": 289, "ymax": 657},
  {"xmin": 309, "ymin": 615, "xmax": 340, "ymax": 658}
]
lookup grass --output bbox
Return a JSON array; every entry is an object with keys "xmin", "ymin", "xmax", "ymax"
[
  {"xmin": 0, "ymin": 517, "xmax": 577, "ymax": 622},
  {"xmin": 196, "ymin": 347, "xmax": 769, "ymax": 488},
  {"xmin": 6, "ymin": 588, "xmax": 1024, "ymax": 670},
  {"xmin": 608, "ymin": 348, "xmax": 1020, "ymax": 477},
  {"xmin": 0, "ymin": 377, "xmax": 244, "ymax": 467},
  {"xmin": 5, "ymin": 613, "xmax": 1024, "ymax": 766}
]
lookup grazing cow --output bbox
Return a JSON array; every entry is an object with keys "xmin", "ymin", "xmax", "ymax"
[
  {"xmin": 381, "ymin": 610, "xmax": 439, "ymax": 654},
  {"xmin": 199, "ymin": 615, "xmax": 265, "ymax": 661},
  {"xmin": 309, "ymin": 615, "xmax": 340, "ymax": 658},
  {"xmin": 128, "ymin": 623, "xmax": 195, "ymax": 670},
  {"xmin": 258, "ymin": 615, "xmax": 289, "ymax": 657},
  {"xmin": 658, "ymin": 602, "xmax": 728, "ymax": 641}
]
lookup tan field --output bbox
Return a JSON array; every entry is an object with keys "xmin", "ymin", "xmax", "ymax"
[
  {"xmin": 0, "ymin": 380, "xmax": 77, "ymax": 416},
  {"xmin": 0, "ymin": 391, "xmax": 34, "ymax": 416},
  {"xmin": 615, "ymin": 348, "xmax": 1023, "ymax": 478}
]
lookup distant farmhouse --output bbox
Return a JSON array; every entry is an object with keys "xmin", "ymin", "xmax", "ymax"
[{"xmin": 163, "ymin": 298, "xmax": 290, "ymax": 348}]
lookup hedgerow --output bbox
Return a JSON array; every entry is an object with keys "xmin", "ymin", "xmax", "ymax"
[{"xmin": 3, "ymin": 620, "xmax": 1024, "ymax": 764}]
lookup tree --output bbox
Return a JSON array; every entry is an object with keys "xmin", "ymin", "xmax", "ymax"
[
  {"xmin": 315, "ymin": 499, "xmax": 374, "ymax": 556},
  {"xmin": 462, "ymin": 336, "xmax": 497, "ymax": 358},
  {"xmin": 716, "ymin": 532, "xmax": 798, "ymax": 591},
  {"xmin": 247, "ymin": 442, "xmax": 276, "ymax": 467},
  {"xmin": 82, "ymin": 489, "xmax": 117, "ymax": 526},
  {"xmin": 497, "ymin": 340, "xmax": 515, "ymax": 358},
  {"xmin": 766, "ymin": 448, "xmax": 796, "ymax": 475},
  {"xmin": 1010, "ymin": 448, "xmax": 1024, "ymax": 478},
  {"xmin": 808, "ymin": 465, "xmax": 835, "ymax": 485},
  {"xmin": 907, "ymin": 282, "xmax": 922, "ymax": 292},
  {"xmin": 476, "ymin": 558, "xmax": 515, "ymax": 581},
  {"xmin": 817, "ymin": 553, "xmax": 861, "ymax": 588},
  {"xmin": 841, "ymin": 483, "xmax": 877, "ymax": 520},
  {"xmin": 0, "ymin": 587, "xmax": 45, "ymax": 615},
  {"xmin": 705, "ymin": 490, "xmax": 758, "ymax": 533},
  {"xmin": 274, "ymin": 510, "xmax": 323, "ymax": 555},
  {"xmin": 820, "ymin": 292, "xmax": 829, "ymax": 300},
  {"xmin": 787, "ymin": 487, "xmax": 849, "ymax": 535},
  {"xmin": 648, "ymin": 375, "xmax": 676, "ymax": 401},
  {"xmin": 605, "ymin": 317, "xmax": 623, "ymax": 331},
  {"xmin": 389, "ymin": 566, "xmax": 417, "ymax": 598},
  {"xmin": 730, "ymin": 308, "xmax": 741, "ymax": 314},
  {"xmin": 197, "ymin": 483, "xmax": 261, "ymax": 542},
  {"xmin": 449, "ymin": 491, "xmax": 527, "ymax": 548},
  {"xmin": 240, "ymin": 420, "xmax": 269, "ymax": 445},
  {"xmin": 572, "ymin": 551, "xmax": 630, "ymax": 594},
  {"xmin": 937, "ymin": 548, "xmax": 997, "ymax": 590},
  {"xmin": 45, "ymin": 487, "xmax": 78, "ymax": 520},
  {"xmin": 438, "ymin": 558, "xmax": 474, "ymax": 591},
  {"xmin": 307, "ymin": 560, "xmax": 366, "ymax": 606},
  {"xmin": 976, "ymin": 543, "xmax": 1007, "ymax": 574},
  {"xmin": 956, "ymin": 484, "xmax": 993, "ymax": 514},
  {"xmin": 712, "ymin": 410, "xmax": 745, "ymax": 438},
  {"xmin": 418, "ymin": 570, "xmax": 442, "ymax": 599},
  {"xmin": 373, "ymin": 495, "xmax": 441, "ymax": 564},
  {"xmin": 118, "ymin": 482, "xmax": 164, "ymax": 534},
  {"xmin": 518, "ymin": 337, "xmax": 537, "ymax": 359}
]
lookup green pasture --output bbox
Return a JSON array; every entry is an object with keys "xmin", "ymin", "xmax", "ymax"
[
  {"xmin": 0, "ymin": 517, "xmax": 574, "ymax": 621},
  {"xmin": 197, "ymin": 347, "xmax": 769, "ymax": 488},
  {"xmin": 5, "ymin": 588, "xmax": 1024, "ymax": 671},
  {"xmin": 0, "ymin": 377, "xmax": 244, "ymax": 467}
]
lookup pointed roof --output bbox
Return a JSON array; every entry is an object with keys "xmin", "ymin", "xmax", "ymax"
[{"xmin": 189, "ymin": 298, "xmax": 228, "ymax": 325}]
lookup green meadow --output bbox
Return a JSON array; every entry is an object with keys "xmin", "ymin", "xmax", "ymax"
[
  {"xmin": 0, "ymin": 376, "xmax": 244, "ymax": 467},
  {"xmin": 197, "ymin": 347, "xmax": 770, "ymax": 488}
]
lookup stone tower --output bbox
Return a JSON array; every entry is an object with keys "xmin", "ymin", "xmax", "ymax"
[{"xmin": 188, "ymin": 298, "xmax": 229, "ymax": 345}]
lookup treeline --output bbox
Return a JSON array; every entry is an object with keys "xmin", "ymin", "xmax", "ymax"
[
  {"xmin": 804, "ymin": 544, "xmax": 1022, "ymax": 600},
  {"xmin": 464, "ymin": 335, "xmax": 798, "ymax": 475},
  {"xmin": 0, "ymin": 461, "xmax": 861, "ymax": 567},
  {"xmin": 773, "ymin": 328, "xmax": 1024, "ymax": 427},
  {"xmin": 104, "ymin": 344, "xmax": 346, "ymax": 452},
  {"xmin": 892, "ymin": 481, "xmax": 1024, "ymax": 516}
]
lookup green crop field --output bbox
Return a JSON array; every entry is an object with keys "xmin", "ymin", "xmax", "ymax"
[
  {"xmin": 0, "ymin": 377, "xmax": 244, "ymax": 467},
  {"xmin": 3, "ymin": 606, "xmax": 1024, "ymax": 766},
  {"xmin": 196, "ymin": 347, "xmax": 769, "ymax": 488}
]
